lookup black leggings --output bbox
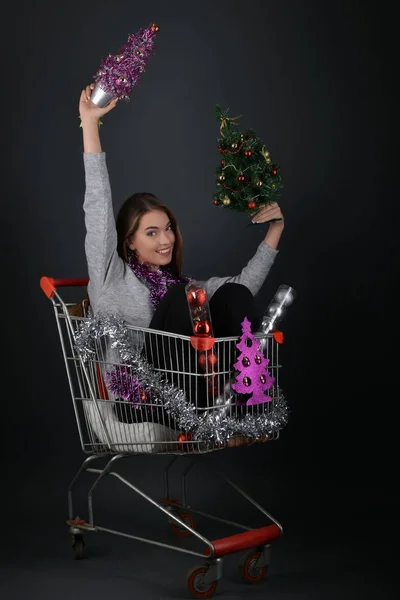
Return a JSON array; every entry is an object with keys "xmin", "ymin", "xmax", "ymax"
[
  {"xmin": 113, "ymin": 283, "xmax": 259, "ymax": 424},
  {"xmin": 150, "ymin": 282, "xmax": 258, "ymax": 337}
]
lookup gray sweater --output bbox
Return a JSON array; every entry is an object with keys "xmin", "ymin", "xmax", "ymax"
[{"xmin": 83, "ymin": 153, "xmax": 278, "ymax": 328}]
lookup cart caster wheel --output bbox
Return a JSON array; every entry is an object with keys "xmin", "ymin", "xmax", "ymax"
[
  {"xmin": 187, "ymin": 565, "xmax": 218, "ymax": 598},
  {"xmin": 72, "ymin": 534, "xmax": 85, "ymax": 560},
  {"xmin": 238, "ymin": 549, "xmax": 268, "ymax": 583},
  {"xmin": 172, "ymin": 512, "xmax": 195, "ymax": 537}
]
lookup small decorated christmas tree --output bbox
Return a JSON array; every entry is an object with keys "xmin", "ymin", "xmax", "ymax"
[
  {"xmin": 231, "ymin": 317, "xmax": 275, "ymax": 405},
  {"xmin": 92, "ymin": 23, "xmax": 159, "ymax": 104},
  {"xmin": 213, "ymin": 105, "xmax": 282, "ymax": 215}
]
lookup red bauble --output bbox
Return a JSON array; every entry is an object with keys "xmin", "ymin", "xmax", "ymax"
[
  {"xmin": 177, "ymin": 432, "xmax": 193, "ymax": 450},
  {"xmin": 213, "ymin": 199, "xmax": 220, "ymax": 205},
  {"xmin": 187, "ymin": 287, "xmax": 208, "ymax": 308},
  {"xmin": 242, "ymin": 356, "xmax": 250, "ymax": 367},
  {"xmin": 243, "ymin": 377, "xmax": 251, "ymax": 387},
  {"xmin": 255, "ymin": 354, "xmax": 262, "ymax": 364},
  {"xmin": 248, "ymin": 201, "xmax": 256, "ymax": 209},
  {"xmin": 271, "ymin": 166, "xmax": 278, "ymax": 176},
  {"xmin": 194, "ymin": 319, "xmax": 212, "ymax": 337},
  {"xmin": 139, "ymin": 389, "xmax": 148, "ymax": 402},
  {"xmin": 244, "ymin": 150, "xmax": 252, "ymax": 157},
  {"xmin": 238, "ymin": 175, "xmax": 245, "ymax": 182},
  {"xmin": 198, "ymin": 352, "xmax": 207, "ymax": 369},
  {"xmin": 206, "ymin": 375, "xmax": 219, "ymax": 395},
  {"xmin": 208, "ymin": 352, "xmax": 218, "ymax": 367},
  {"xmin": 198, "ymin": 350, "xmax": 218, "ymax": 370},
  {"xmin": 207, "ymin": 374, "xmax": 217, "ymax": 388},
  {"xmin": 220, "ymin": 159, "xmax": 225, "ymax": 165}
]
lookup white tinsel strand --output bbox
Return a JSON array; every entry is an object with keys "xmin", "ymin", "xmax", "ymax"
[
  {"xmin": 190, "ymin": 390, "xmax": 288, "ymax": 444},
  {"xmin": 163, "ymin": 390, "xmax": 200, "ymax": 432},
  {"xmin": 74, "ymin": 313, "xmax": 179, "ymax": 406}
]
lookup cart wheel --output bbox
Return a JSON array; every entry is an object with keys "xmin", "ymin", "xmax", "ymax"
[
  {"xmin": 72, "ymin": 534, "xmax": 85, "ymax": 560},
  {"xmin": 172, "ymin": 512, "xmax": 195, "ymax": 537},
  {"xmin": 238, "ymin": 549, "xmax": 268, "ymax": 583},
  {"xmin": 187, "ymin": 565, "xmax": 218, "ymax": 598}
]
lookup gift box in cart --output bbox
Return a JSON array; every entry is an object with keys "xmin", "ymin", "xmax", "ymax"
[{"xmin": 40, "ymin": 276, "xmax": 292, "ymax": 599}]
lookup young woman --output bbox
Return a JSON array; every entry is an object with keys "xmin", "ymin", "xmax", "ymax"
[{"xmin": 79, "ymin": 83, "xmax": 284, "ymax": 444}]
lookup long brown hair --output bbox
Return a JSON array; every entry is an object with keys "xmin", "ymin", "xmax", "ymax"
[{"xmin": 116, "ymin": 193, "xmax": 183, "ymax": 276}]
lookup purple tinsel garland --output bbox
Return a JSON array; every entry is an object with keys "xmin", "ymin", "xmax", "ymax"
[
  {"xmin": 127, "ymin": 250, "xmax": 193, "ymax": 309},
  {"xmin": 105, "ymin": 367, "xmax": 141, "ymax": 405}
]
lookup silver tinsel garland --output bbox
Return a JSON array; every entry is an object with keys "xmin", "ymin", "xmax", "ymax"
[{"xmin": 74, "ymin": 314, "xmax": 289, "ymax": 444}]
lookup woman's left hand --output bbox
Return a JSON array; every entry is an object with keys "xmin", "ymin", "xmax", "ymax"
[{"xmin": 251, "ymin": 202, "xmax": 284, "ymax": 228}]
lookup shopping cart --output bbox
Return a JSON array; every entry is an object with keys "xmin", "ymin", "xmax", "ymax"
[{"xmin": 40, "ymin": 275, "xmax": 286, "ymax": 598}]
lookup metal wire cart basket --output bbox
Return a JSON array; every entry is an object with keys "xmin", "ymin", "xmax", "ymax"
[{"xmin": 40, "ymin": 276, "xmax": 289, "ymax": 599}]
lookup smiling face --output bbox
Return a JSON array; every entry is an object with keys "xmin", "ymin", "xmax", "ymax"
[{"xmin": 128, "ymin": 209, "xmax": 176, "ymax": 268}]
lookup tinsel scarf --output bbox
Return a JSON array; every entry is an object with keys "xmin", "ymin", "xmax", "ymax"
[{"xmin": 127, "ymin": 249, "xmax": 193, "ymax": 310}]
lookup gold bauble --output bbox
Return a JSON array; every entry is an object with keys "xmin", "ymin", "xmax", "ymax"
[
  {"xmin": 219, "ymin": 174, "xmax": 225, "ymax": 181},
  {"xmin": 223, "ymin": 197, "xmax": 231, "ymax": 205},
  {"xmin": 231, "ymin": 142, "xmax": 238, "ymax": 149},
  {"xmin": 256, "ymin": 180, "xmax": 263, "ymax": 187},
  {"xmin": 261, "ymin": 146, "xmax": 270, "ymax": 160}
]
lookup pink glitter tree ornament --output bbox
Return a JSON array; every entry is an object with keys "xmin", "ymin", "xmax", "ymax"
[
  {"xmin": 231, "ymin": 317, "xmax": 275, "ymax": 405},
  {"xmin": 91, "ymin": 23, "xmax": 159, "ymax": 106}
]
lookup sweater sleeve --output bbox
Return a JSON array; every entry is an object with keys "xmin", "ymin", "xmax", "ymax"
[
  {"xmin": 204, "ymin": 242, "xmax": 278, "ymax": 299},
  {"xmin": 83, "ymin": 152, "xmax": 123, "ymax": 299}
]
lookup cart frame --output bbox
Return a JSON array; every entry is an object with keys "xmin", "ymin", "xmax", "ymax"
[{"xmin": 40, "ymin": 276, "xmax": 284, "ymax": 598}]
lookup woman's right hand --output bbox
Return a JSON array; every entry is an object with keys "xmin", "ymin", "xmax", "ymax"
[{"xmin": 79, "ymin": 83, "xmax": 118, "ymax": 124}]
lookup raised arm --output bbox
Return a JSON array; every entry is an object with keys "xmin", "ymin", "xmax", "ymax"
[
  {"xmin": 251, "ymin": 201, "xmax": 284, "ymax": 250},
  {"xmin": 79, "ymin": 85, "xmax": 121, "ymax": 301},
  {"xmin": 79, "ymin": 84, "xmax": 118, "ymax": 152}
]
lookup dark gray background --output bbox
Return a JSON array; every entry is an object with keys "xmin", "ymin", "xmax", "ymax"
[{"xmin": 2, "ymin": 0, "xmax": 398, "ymax": 598}]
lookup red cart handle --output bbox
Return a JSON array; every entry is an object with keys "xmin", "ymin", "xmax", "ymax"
[
  {"xmin": 40, "ymin": 276, "xmax": 89, "ymax": 299},
  {"xmin": 204, "ymin": 524, "xmax": 281, "ymax": 558}
]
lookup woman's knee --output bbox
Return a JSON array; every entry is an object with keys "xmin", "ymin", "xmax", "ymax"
[{"xmin": 211, "ymin": 283, "xmax": 253, "ymax": 304}]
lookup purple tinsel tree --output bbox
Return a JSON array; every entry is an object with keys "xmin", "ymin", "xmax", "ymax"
[
  {"xmin": 94, "ymin": 23, "xmax": 159, "ymax": 101},
  {"xmin": 231, "ymin": 317, "xmax": 275, "ymax": 405}
]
